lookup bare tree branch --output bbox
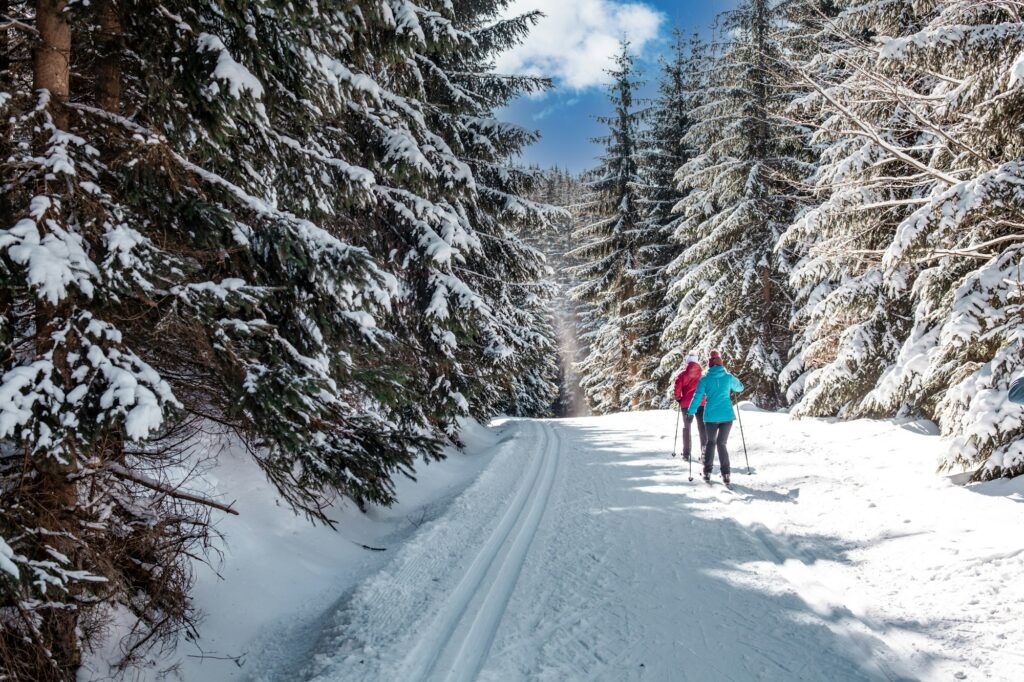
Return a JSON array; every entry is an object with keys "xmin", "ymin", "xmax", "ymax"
[{"xmin": 107, "ymin": 464, "xmax": 240, "ymax": 516}]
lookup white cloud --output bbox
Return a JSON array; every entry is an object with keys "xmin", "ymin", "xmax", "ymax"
[{"xmin": 495, "ymin": 0, "xmax": 665, "ymax": 90}]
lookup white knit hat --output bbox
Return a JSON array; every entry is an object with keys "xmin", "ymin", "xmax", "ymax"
[{"xmin": 684, "ymin": 353, "xmax": 699, "ymax": 365}]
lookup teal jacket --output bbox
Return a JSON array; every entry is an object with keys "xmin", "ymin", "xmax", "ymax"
[{"xmin": 687, "ymin": 366, "xmax": 744, "ymax": 422}]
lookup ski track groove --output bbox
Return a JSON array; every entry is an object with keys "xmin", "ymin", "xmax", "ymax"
[
  {"xmin": 480, "ymin": 423, "xmax": 644, "ymax": 681},
  {"xmin": 298, "ymin": 422, "xmax": 534, "ymax": 682},
  {"xmin": 399, "ymin": 420, "xmax": 560, "ymax": 682}
]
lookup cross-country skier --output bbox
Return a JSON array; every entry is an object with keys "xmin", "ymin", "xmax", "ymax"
[
  {"xmin": 673, "ymin": 353, "xmax": 707, "ymax": 462},
  {"xmin": 687, "ymin": 350, "xmax": 744, "ymax": 485}
]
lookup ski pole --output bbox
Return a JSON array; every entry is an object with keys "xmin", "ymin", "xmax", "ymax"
[
  {"xmin": 736, "ymin": 401, "xmax": 750, "ymax": 475},
  {"xmin": 672, "ymin": 403, "xmax": 681, "ymax": 457},
  {"xmin": 687, "ymin": 425, "xmax": 694, "ymax": 483}
]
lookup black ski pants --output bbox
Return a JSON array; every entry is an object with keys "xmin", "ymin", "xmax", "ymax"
[
  {"xmin": 683, "ymin": 405, "xmax": 706, "ymax": 461},
  {"xmin": 702, "ymin": 420, "xmax": 733, "ymax": 477}
]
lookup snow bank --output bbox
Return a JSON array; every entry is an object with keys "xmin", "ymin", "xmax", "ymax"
[{"xmin": 79, "ymin": 419, "xmax": 503, "ymax": 681}]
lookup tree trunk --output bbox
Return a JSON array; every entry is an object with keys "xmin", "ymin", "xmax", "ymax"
[
  {"xmin": 34, "ymin": 0, "xmax": 71, "ymax": 128},
  {"xmin": 33, "ymin": 3, "xmax": 80, "ymax": 677},
  {"xmin": 95, "ymin": 0, "xmax": 120, "ymax": 113},
  {"xmin": 0, "ymin": 0, "xmax": 9, "ymax": 82},
  {"xmin": 36, "ymin": 467, "xmax": 84, "ymax": 679}
]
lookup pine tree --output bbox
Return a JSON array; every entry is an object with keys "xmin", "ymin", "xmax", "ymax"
[
  {"xmin": 622, "ymin": 30, "xmax": 693, "ymax": 408},
  {"xmin": 776, "ymin": 0, "xmax": 1024, "ymax": 480},
  {"xmin": 663, "ymin": 0, "xmax": 804, "ymax": 407},
  {"xmin": 849, "ymin": 1, "xmax": 1024, "ymax": 480},
  {"xmin": 657, "ymin": 34, "xmax": 714, "ymax": 383},
  {"xmin": 570, "ymin": 42, "xmax": 645, "ymax": 413},
  {"xmin": 777, "ymin": 0, "xmax": 927, "ymax": 420},
  {"xmin": 388, "ymin": 1, "xmax": 561, "ymax": 426}
]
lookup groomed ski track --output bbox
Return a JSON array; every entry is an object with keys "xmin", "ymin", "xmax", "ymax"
[
  {"xmin": 399, "ymin": 420, "xmax": 560, "ymax": 682},
  {"xmin": 295, "ymin": 411, "xmax": 1024, "ymax": 682}
]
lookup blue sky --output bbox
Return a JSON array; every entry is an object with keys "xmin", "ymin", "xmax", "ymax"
[{"xmin": 498, "ymin": 0, "xmax": 740, "ymax": 172}]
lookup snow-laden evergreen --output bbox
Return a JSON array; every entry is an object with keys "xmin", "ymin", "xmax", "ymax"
[
  {"xmin": 398, "ymin": 5, "xmax": 561, "ymax": 423},
  {"xmin": 569, "ymin": 43, "xmax": 646, "ymax": 413},
  {"xmin": 855, "ymin": 1, "xmax": 1024, "ymax": 479},
  {"xmin": 778, "ymin": 0, "xmax": 929, "ymax": 419},
  {"xmin": 662, "ymin": 0, "xmax": 805, "ymax": 407},
  {"xmin": 620, "ymin": 32, "xmax": 691, "ymax": 409},
  {"xmin": 778, "ymin": 0, "xmax": 1024, "ymax": 479}
]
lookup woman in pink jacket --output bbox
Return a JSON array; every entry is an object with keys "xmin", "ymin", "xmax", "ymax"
[{"xmin": 673, "ymin": 353, "xmax": 707, "ymax": 462}]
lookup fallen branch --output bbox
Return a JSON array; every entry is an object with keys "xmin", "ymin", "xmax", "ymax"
[
  {"xmin": 107, "ymin": 464, "xmax": 240, "ymax": 515},
  {"xmin": 342, "ymin": 536, "xmax": 386, "ymax": 552}
]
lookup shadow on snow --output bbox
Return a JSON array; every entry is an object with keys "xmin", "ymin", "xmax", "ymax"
[{"xmin": 557, "ymin": 417, "xmax": 948, "ymax": 682}]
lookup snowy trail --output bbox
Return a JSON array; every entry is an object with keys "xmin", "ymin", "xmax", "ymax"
[
  {"xmin": 293, "ymin": 410, "xmax": 1024, "ymax": 682},
  {"xmin": 400, "ymin": 421, "xmax": 560, "ymax": 681}
]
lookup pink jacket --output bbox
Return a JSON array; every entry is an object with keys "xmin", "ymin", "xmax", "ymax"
[{"xmin": 674, "ymin": 362, "xmax": 706, "ymax": 409}]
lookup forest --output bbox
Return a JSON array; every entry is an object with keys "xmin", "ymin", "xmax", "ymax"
[
  {"xmin": 2, "ymin": 0, "xmax": 1023, "ymax": 679},
  {"xmin": 561, "ymin": 0, "xmax": 1024, "ymax": 484}
]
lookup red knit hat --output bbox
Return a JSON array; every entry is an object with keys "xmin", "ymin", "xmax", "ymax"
[{"xmin": 709, "ymin": 350, "xmax": 723, "ymax": 367}]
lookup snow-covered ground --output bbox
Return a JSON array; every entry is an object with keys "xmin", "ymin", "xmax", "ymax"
[
  {"xmin": 79, "ymin": 421, "xmax": 506, "ymax": 682},
  {"xmin": 83, "ymin": 408, "xmax": 1024, "ymax": 681},
  {"xmin": 291, "ymin": 408, "xmax": 1024, "ymax": 682}
]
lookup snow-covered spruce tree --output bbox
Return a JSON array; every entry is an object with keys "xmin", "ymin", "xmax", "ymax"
[
  {"xmin": 778, "ymin": 0, "xmax": 935, "ymax": 417},
  {"xmin": 850, "ymin": 1, "xmax": 1024, "ymax": 480},
  {"xmin": 570, "ymin": 42, "xmax": 646, "ymax": 413},
  {"xmin": 620, "ymin": 30, "xmax": 693, "ymax": 409},
  {"xmin": 663, "ymin": 0, "xmax": 805, "ymax": 407},
  {"xmin": 0, "ymin": 1, "xmax": 267, "ymax": 676},
  {"xmin": 775, "ymin": 0, "xmax": 840, "ymax": 62},
  {"xmin": 657, "ymin": 34, "xmax": 713, "ymax": 383},
  {"xmin": 421, "ymin": 3, "xmax": 561, "ymax": 421},
  {"xmin": 2, "ymin": 0, "xmax": 416, "ymax": 675},
  {"xmin": 1, "ymin": 0, "xmax": 558, "ymax": 677}
]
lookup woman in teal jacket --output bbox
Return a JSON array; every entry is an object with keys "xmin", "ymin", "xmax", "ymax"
[{"xmin": 687, "ymin": 350, "xmax": 744, "ymax": 484}]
